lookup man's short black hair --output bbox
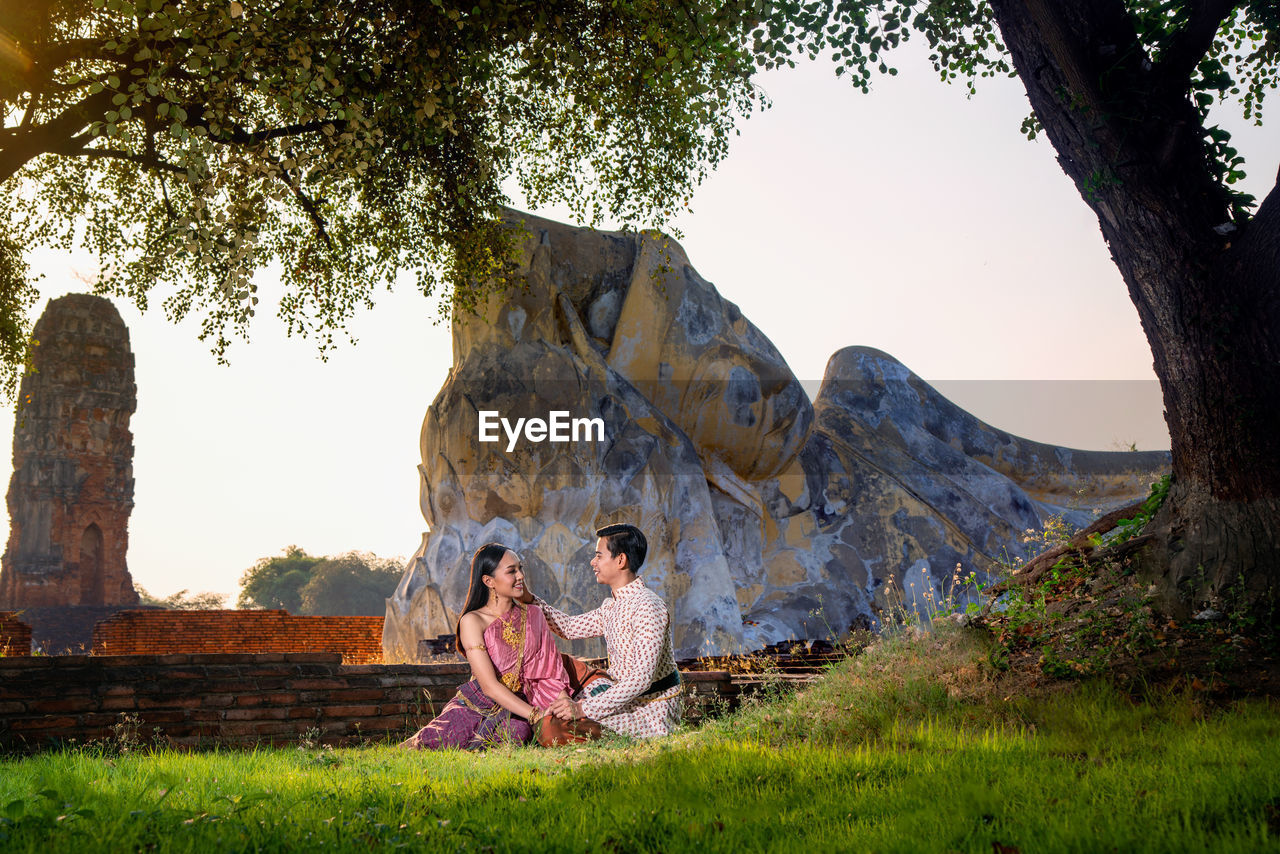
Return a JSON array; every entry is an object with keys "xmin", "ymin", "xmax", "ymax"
[{"xmin": 596, "ymin": 523, "xmax": 647, "ymax": 573}]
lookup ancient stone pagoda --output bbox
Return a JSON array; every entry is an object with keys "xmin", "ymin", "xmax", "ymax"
[{"xmin": 0, "ymin": 294, "xmax": 139, "ymax": 609}]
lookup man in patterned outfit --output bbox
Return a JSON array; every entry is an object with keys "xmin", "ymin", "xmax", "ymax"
[{"xmin": 520, "ymin": 523, "xmax": 682, "ymax": 739}]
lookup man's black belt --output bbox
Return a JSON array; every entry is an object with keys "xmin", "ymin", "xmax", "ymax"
[{"xmin": 640, "ymin": 669, "xmax": 681, "ymax": 697}]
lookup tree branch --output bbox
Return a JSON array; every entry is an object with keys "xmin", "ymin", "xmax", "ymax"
[
  {"xmin": 987, "ymin": 498, "xmax": 1147, "ymax": 592},
  {"xmin": 0, "ymin": 87, "xmax": 118, "ymax": 183},
  {"xmin": 32, "ymin": 38, "xmax": 114, "ymax": 70},
  {"xmin": 224, "ymin": 119, "xmax": 337, "ymax": 145},
  {"xmin": 674, "ymin": 0, "xmax": 707, "ymax": 42},
  {"xmin": 1014, "ymin": 0, "xmax": 1115, "ymax": 115},
  {"xmin": 2, "ymin": 39, "xmax": 116, "ymax": 103},
  {"xmin": 76, "ymin": 146, "xmax": 185, "ymax": 175},
  {"xmin": 1230, "ymin": 170, "xmax": 1280, "ymax": 265},
  {"xmin": 275, "ymin": 166, "xmax": 332, "ymax": 247},
  {"xmin": 1152, "ymin": 0, "xmax": 1238, "ymax": 89},
  {"xmin": 19, "ymin": 91, "xmax": 37, "ymax": 128}
]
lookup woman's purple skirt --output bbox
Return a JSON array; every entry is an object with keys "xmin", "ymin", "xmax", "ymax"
[{"xmin": 401, "ymin": 680, "xmax": 533, "ymax": 750}]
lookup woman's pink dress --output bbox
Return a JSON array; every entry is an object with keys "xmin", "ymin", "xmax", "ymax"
[{"xmin": 401, "ymin": 604, "xmax": 569, "ymax": 750}]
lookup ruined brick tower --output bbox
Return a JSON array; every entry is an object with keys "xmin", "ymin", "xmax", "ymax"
[{"xmin": 0, "ymin": 294, "xmax": 139, "ymax": 609}]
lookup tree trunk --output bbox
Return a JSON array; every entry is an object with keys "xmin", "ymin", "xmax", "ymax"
[
  {"xmin": 989, "ymin": 0, "xmax": 1280, "ymax": 627},
  {"xmin": 1151, "ymin": 185, "xmax": 1280, "ymax": 621}
]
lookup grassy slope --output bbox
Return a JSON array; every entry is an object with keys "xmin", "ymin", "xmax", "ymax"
[{"xmin": 2, "ymin": 626, "xmax": 1278, "ymax": 853}]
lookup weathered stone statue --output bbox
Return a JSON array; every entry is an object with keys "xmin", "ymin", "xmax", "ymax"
[
  {"xmin": 382, "ymin": 213, "xmax": 1169, "ymax": 661},
  {"xmin": 0, "ymin": 294, "xmax": 139, "ymax": 611}
]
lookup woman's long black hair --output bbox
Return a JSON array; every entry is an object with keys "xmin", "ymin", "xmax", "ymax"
[{"xmin": 454, "ymin": 542, "xmax": 512, "ymax": 652}]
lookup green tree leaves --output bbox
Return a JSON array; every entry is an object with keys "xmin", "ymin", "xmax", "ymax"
[
  {"xmin": 298, "ymin": 553, "xmax": 402, "ymax": 616},
  {"xmin": 135, "ymin": 585, "xmax": 229, "ymax": 609},
  {"xmin": 748, "ymin": 0, "xmax": 1274, "ymax": 209},
  {"xmin": 0, "ymin": 0, "xmax": 771, "ymax": 392},
  {"xmin": 4, "ymin": 0, "xmax": 1273, "ymax": 407},
  {"xmin": 236, "ymin": 545, "xmax": 323, "ymax": 611},
  {"xmin": 236, "ymin": 545, "xmax": 400, "ymax": 616}
]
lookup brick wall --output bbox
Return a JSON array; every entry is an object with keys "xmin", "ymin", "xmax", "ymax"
[
  {"xmin": 0, "ymin": 653, "xmax": 462, "ymax": 752},
  {"xmin": 0, "ymin": 611, "xmax": 31, "ymax": 655},
  {"xmin": 91, "ymin": 610, "xmax": 384, "ymax": 664},
  {"xmin": 0, "ymin": 653, "xmax": 733, "ymax": 754}
]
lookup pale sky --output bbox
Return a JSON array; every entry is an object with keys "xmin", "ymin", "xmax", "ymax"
[{"xmin": 5, "ymin": 47, "xmax": 1272, "ymax": 601}]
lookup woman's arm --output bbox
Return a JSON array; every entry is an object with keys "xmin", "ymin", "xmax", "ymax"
[{"xmin": 458, "ymin": 613, "xmax": 542, "ymax": 722}]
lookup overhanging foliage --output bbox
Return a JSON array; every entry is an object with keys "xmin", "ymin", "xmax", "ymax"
[{"xmin": 0, "ymin": 0, "xmax": 767, "ymax": 394}]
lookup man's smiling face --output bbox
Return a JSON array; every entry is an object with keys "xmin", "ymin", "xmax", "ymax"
[{"xmin": 590, "ymin": 536, "xmax": 628, "ymax": 586}]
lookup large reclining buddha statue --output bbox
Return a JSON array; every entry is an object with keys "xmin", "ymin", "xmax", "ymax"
[{"xmin": 383, "ymin": 213, "xmax": 1168, "ymax": 661}]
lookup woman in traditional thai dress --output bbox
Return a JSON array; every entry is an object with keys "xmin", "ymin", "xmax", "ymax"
[{"xmin": 400, "ymin": 543, "xmax": 571, "ymax": 750}]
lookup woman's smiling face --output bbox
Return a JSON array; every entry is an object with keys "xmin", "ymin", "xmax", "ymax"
[{"xmin": 485, "ymin": 550, "xmax": 525, "ymax": 600}]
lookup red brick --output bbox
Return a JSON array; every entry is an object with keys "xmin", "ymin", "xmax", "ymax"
[
  {"xmin": 320, "ymin": 704, "xmax": 380, "ymax": 718},
  {"xmin": 287, "ymin": 678, "xmax": 348, "ymax": 690},
  {"xmin": 88, "ymin": 655, "xmax": 157, "ymax": 666},
  {"xmin": 28, "ymin": 698, "xmax": 90, "ymax": 714},
  {"xmin": 99, "ymin": 696, "xmax": 137, "ymax": 711},
  {"xmin": 151, "ymin": 668, "xmax": 205, "ymax": 680},
  {"xmin": 138, "ymin": 711, "xmax": 188, "ymax": 726},
  {"xmin": 9, "ymin": 715, "xmax": 77, "ymax": 731},
  {"xmin": 186, "ymin": 654, "xmax": 264, "ymax": 666},
  {"xmin": 283, "ymin": 653, "xmax": 346, "ymax": 664},
  {"xmin": 198, "ymin": 679, "xmax": 260, "ymax": 693},
  {"xmin": 339, "ymin": 716, "xmax": 401, "ymax": 731},
  {"xmin": 224, "ymin": 708, "xmax": 289, "ymax": 721},
  {"xmin": 244, "ymin": 678, "xmax": 287, "ymax": 691},
  {"xmin": 138, "ymin": 695, "xmax": 205, "ymax": 710},
  {"xmin": 420, "ymin": 685, "xmax": 462, "ymax": 702},
  {"xmin": 0, "ymin": 612, "xmax": 32, "ymax": 656},
  {"xmin": 326, "ymin": 688, "xmax": 385, "ymax": 702},
  {"xmin": 261, "ymin": 693, "xmax": 299, "ymax": 705},
  {"xmin": 90, "ymin": 612, "xmax": 379, "ymax": 661}
]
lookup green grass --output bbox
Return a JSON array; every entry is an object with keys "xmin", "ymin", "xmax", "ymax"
[{"xmin": 3, "ymin": 626, "xmax": 1278, "ymax": 853}]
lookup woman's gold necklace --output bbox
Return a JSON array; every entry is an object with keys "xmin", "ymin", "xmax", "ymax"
[
  {"xmin": 496, "ymin": 606, "xmax": 526, "ymax": 693},
  {"xmin": 476, "ymin": 599, "xmax": 526, "ymax": 692}
]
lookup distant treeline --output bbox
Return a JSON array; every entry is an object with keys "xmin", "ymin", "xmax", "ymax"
[
  {"xmin": 136, "ymin": 546, "xmax": 403, "ymax": 616},
  {"xmin": 236, "ymin": 546, "xmax": 402, "ymax": 616}
]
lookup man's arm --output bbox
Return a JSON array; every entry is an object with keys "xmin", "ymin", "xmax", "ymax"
[
  {"xmin": 518, "ymin": 579, "xmax": 604, "ymax": 641},
  {"xmin": 578, "ymin": 599, "xmax": 668, "ymax": 720},
  {"xmin": 532, "ymin": 595, "xmax": 604, "ymax": 641}
]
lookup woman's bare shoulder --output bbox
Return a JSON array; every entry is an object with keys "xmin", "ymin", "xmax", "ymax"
[
  {"xmin": 460, "ymin": 610, "xmax": 494, "ymax": 640},
  {"xmin": 458, "ymin": 610, "xmax": 488, "ymax": 630}
]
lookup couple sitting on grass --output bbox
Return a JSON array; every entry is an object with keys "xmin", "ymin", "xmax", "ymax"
[{"xmin": 400, "ymin": 523, "xmax": 682, "ymax": 750}]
